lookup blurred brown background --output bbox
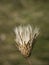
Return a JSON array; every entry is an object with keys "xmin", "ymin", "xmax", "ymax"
[{"xmin": 0, "ymin": 0, "xmax": 49, "ymax": 65}]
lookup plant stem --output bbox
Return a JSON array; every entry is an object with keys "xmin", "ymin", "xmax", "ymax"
[{"xmin": 25, "ymin": 57, "xmax": 32, "ymax": 65}]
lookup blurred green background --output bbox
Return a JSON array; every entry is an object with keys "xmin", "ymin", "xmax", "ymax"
[{"xmin": 0, "ymin": 0, "xmax": 49, "ymax": 65}]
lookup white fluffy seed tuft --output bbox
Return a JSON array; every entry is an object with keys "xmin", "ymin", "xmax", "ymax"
[{"xmin": 14, "ymin": 25, "xmax": 39, "ymax": 45}]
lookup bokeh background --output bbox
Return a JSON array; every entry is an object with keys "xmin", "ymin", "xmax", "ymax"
[{"xmin": 0, "ymin": 0, "xmax": 49, "ymax": 65}]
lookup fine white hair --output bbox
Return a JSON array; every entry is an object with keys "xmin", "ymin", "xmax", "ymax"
[{"xmin": 14, "ymin": 25, "xmax": 39, "ymax": 45}]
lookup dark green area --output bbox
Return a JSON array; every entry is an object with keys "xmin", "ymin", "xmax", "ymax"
[{"xmin": 0, "ymin": 0, "xmax": 49, "ymax": 65}]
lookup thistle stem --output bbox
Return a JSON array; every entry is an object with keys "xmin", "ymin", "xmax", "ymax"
[{"xmin": 25, "ymin": 57, "xmax": 32, "ymax": 65}]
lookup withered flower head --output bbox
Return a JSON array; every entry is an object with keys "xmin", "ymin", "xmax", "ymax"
[{"xmin": 14, "ymin": 25, "xmax": 39, "ymax": 57}]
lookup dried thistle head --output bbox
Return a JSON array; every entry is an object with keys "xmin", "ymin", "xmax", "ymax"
[{"xmin": 14, "ymin": 25, "xmax": 39, "ymax": 57}]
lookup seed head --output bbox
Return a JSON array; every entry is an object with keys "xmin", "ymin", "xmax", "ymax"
[{"xmin": 14, "ymin": 25, "xmax": 39, "ymax": 57}]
